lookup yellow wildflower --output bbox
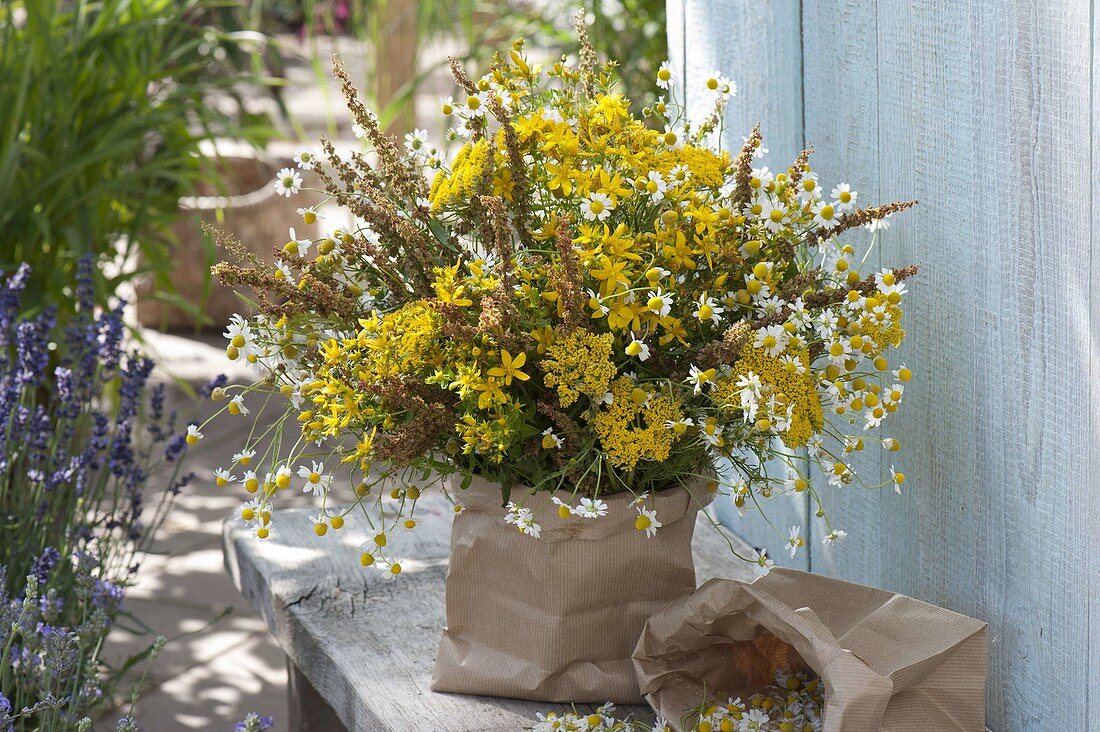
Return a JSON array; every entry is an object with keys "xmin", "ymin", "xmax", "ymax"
[
  {"xmin": 593, "ymin": 377, "xmax": 684, "ymax": 470},
  {"xmin": 541, "ymin": 331, "xmax": 617, "ymax": 407}
]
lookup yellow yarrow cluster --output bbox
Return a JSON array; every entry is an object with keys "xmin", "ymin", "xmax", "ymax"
[
  {"xmin": 541, "ymin": 330, "xmax": 616, "ymax": 407},
  {"xmin": 593, "ymin": 377, "xmax": 684, "ymax": 470},
  {"xmin": 712, "ymin": 346, "xmax": 824, "ymax": 449}
]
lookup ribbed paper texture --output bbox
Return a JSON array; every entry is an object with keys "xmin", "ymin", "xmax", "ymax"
[
  {"xmin": 633, "ymin": 569, "xmax": 988, "ymax": 731},
  {"xmin": 431, "ymin": 475, "xmax": 712, "ymax": 704}
]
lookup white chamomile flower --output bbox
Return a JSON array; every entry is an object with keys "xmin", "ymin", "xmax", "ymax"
[
  {"xmin": 516, "ymin": 512, "xmax": 541, "ymax": 538},
  {"xmin": 812, "ymin": 200, "xmax": 840, "ymax": 228},
  {"xmin": 625, "ymin": 338, "xmax": 651, "ymax": 361},
  {"xmin": 238, "ymin": 498, "xmax": 263, "ymax": 525},
  {"xmin": 643, "ymin": 170, "xmax": 667, "ymax": 202},
  {"xmin": 284, "ymin": 227, "xmax": 312, "ymax": 257},
  {"xmin": 796, "ymin": 171, "xmax": 820, "ymax": 202},
  {"xmin": 274, "ymin": 167, "xmax": 303, "ymax": 197},
  {"xmin": 742, "ymin": 708, "xmax": 770, "ymax": 727},
  {"xmin": 754, "ymin": 324, "xmax": 787, "ymax": 357},
  {"xmin": 825, "ymin": 337, "xmax": 851, "ymax": 365},
  {"xmin": 540, "ymin": 428, "xmax": 563, "ymax": 450},
  {"xmin": 823, "ymin": 529, "xmax": 848, "ymax": 544},
  {"xmin": 656, "ymin": 60, "xmax": 674, "ymax": 89},
  {"xmin": 693, "ymin": 292, "xmax": 724, "ymax": 322},
  {"xmin": 185, "ymin": 424, "xmax": 203, "ymax": 445},
  {"xmin": 785, "ymin": 525, "xmax": 805, "ymax": 558},
  {"xmin": 586, "ymin": 289, "xmax": 610, "ymax": 315},
  {"xmin": 440, "ymin": 95, "xmax": 455, "ymax": 115},
  {"xmin": 629, "ymin": 492, "xmax": 650, "ymax": 507},
  {"xmin": 404, "ymin": 128, "xmax": 428, "ymax": 153},
  {"xmin": 228, "ymin": 395, "xmax": 250, "ymax": 416},
  {"xmin": 580, "ymin": 191, "xmax": 614, "ymax": 221},
  {"xmin": 296, "ymin": 206, "xmax": 324, "ymax": 225},
  {"xmin": 664, "ymin": 417, "xmax": 692, "ymax": 435},
  {"xmin": 667, "ymin": 163, "xmax": 691, "ymax": 185},
  {"xmin": 646, "ymin": 288, "xmax": 673, "ymax": 317},
  {"xmin": 232, "ymin": 448, "xmax": 255, "ymax": 467},
  {"xmin": 660, "ymin": 124, "xmax": 683, "ymax": 149},
  {"xmin": 576, "ymin": 497, "xmax": 608, "ymax": 519},
  {"xmin": 891, "ymin": 466, "xmax": 906, "ymax": 494},
  {"xmin": 703, "ymin": 71, "xmax": 736, "ymax": 99},
  {"xmin": 298, "ymin": 461, "xmax": 331, "ymax": 496},
  {"xmin": 779, "ymin": 354, "xmax": 807, "ymax": 374},
  {"xmin": 274, "ymin": 262, "xmax": 296, "ymax": 286},
  {"xmin": 750, "ymin": 547, "xmax": 774, "ymax": 576},
  {"xmin": 687, "ymin": 364, "xmax": 716, "ymax": 395},
  {"xmin": 635, "ymin": 506, "xmax": 661, "ymax": 537},
  {"xmin": 759, "ymin": 196, "xmax": 788, "ymax": 232},
  {"xmin": 292, "ymin": 149, "xmax": 316, "ymax": 170},
  {"xmin": 213, "ymin": 468, "xmax": 235, "ymax": 487},
  {"xmin": 831, "ymin": 182, "xmax": 857, "ymax": 211},
  {"xmin": 240, "ymin": 470, "xmax": 259, "ymax": 493}
]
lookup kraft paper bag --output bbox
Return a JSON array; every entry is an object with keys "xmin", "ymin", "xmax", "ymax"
[
  {"xmin": 633, "ymin": 569, "xmax": 987, "ymax": 731},
  {"xmin": 431, "ymin": 475, "xmax": 713, "ymax": 704}
]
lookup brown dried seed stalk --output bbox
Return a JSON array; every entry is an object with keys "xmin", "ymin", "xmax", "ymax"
[
  {"xmin": 804, "ymin": 200, "xmax": 918, "ymax": 246},
  {"xmin": 480, "ymin": 196, "xmax": 515, "ymax": 286},
  {"xmin": 574, "ymin": 11, "xmax": 598, "ymax": 99},
  {"xmin": 366, "ymin": 379, "xmax": 455, "ymax": 466},
  {"xmin": 483, "ymin": 95, "xmax": 534, "ymax": 246},
  {"xmin": 800, "ymin": 264, "xmax": 921, "ymax": 310},
  {"xmin": 787, "ymin": 146, "xmax": 814, "ymax": 187},
  {"xmin": 549, "ymin": 225, "xmax": 587, "ymax": 331},
  {"xmin": 203, "ymin": 222, "xmax": 262, "ymax": 268},
  {"xmin": 688, "ymin": 321, "xmax": 755, "ymax": 372},
  {"xmin": 331, "ymin": 55, "xmax": 416, "ymax": 198},
  {"xmin": 731, "ymin": 124, "xmax": 762, "ymax": 206}
]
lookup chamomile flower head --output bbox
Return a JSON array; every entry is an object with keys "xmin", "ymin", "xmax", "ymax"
[
  {"xmin": 750, "ymin": 547, "xmax": 774, "ymax": 576},
  {"xmin": 576, "ymin": 497, "xmax": 608, "ymax": 519},
  {"xmin": 274, "ymin": 167, "xmax": 303, "ymax": 197},
  {"xmin": 625, "ymin": 338, "xmax": 651, "ymax": 361},
  {"xmin": 580, "ymin": 191, "xmax": 614, "ymax": 221},
  {"xmin": 656, "ymin": 60, "xmax": 674, "ymax": 89},
  {"xmin": 831, "ymin": 182, "xmax": 857, "ymax": 211},
  {"xmin": 298, "ymin": 461, "xmax": 331, "ymax": 496},
  {"xmin": 292, "ymin": 149, "xmax": 317, "ymax": 170},
  {"xmin": 227, "ymin": 395, "xmax": 249, "ymax": 416},
  {"xmin": 404, "ymin": 128, "xmax": 429, "ymax": 154},
  {"xmin": 540, "ymin": 428, "xmax": 563, "ymax": 450},
  {"xmin": 213, "ymin": 468, "xmax": 235, "ymax": 487},
  {"xmin": 634, "ymin": 506, "xmax": 662, "ymax": 537},
  {"xmin": 185, "ymin": 425, "xmax": 202, "ymax": 445}
]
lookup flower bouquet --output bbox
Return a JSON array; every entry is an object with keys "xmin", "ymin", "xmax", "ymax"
[{"xmin": 204, "ymin": 22, "xmax": 916, "ymax": 703}]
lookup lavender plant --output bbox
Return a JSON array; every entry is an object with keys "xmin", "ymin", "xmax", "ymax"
[{"xmin": 0, "ymin": 259, "xmax": 193, "ymax": 730}]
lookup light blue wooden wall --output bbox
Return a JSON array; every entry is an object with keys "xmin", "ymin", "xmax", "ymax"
[{"xmin": 668, "ymin": 2, "xmax": 1099, "ymax": 730}]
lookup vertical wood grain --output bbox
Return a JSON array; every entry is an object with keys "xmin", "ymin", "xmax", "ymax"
[
  {"xmin": 668, "ymin": 0, "xmax": 808, "ymax": 567},
  {"xmin": 1091, "ymin": 0, "xmax": 1100, "ymax": 725},
  {"xmin": 676, "ymin": 0, "xmax": 1097, "ymax": 727}
]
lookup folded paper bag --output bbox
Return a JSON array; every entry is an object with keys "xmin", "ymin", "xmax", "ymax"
[
  {"xmin": 431, "ymin": 475, "xmax": 713, "ymax": 703},
  {"xmin": 632, "ymin": 568, "xmax": 987, "ymax": 732}
]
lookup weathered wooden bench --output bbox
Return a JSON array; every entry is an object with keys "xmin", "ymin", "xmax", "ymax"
[{"xmin": 223, "ymin": 494, "xmax": 754, "ymax": 731}]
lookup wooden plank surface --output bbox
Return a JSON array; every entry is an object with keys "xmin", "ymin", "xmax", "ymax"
[
  {"xmin": 677, "ymin": 0, "xmax": 1098, "ymax": 728},
  {"xmin": 223, "ymin": 495, "xmax": 754, "ymax": 731},
  {"xmin": 669, "ymin": 0, "xmax": 810, "ymax": 569}
]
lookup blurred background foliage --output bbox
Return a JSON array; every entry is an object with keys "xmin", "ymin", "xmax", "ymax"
[
  {"xmin": 0, "ymin": 0, "xmax": 667, "ymax": 326},
  {"xmin": 0, "ymin": 0, "xmax": 277, "ymax": 321}
]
